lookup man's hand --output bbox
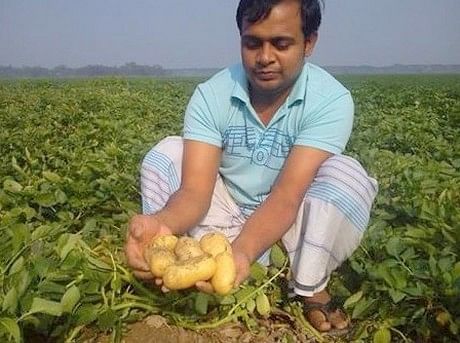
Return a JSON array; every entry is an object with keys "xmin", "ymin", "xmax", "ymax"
[
  {"xmin": 232, "ymin": 249, "xmax": 252, "ymax": 287},
  {"xmin": 124, "ymin": 214, "xmax": 172, "ymax": 280}
]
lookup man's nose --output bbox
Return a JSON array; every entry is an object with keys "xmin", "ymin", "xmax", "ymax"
[{"xmin": 256, "ymin": 43, "xmax": 274, "ymax": 66}]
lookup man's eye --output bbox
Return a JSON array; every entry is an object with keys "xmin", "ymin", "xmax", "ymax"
[
  {"xmin": 243, "ymin": 38, "xmax": 261, "ymax": 49},
  {"xmin": 274, "ymin": 41, "xmax": 291, "ymax": 50}
]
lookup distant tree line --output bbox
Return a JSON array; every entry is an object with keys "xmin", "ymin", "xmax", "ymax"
[
  {"xmin": 0, "ymin": 62, "xmax": 167, "ymax": 78},
  {"xmin": 1, "ymin": 62, "xmax": 459, "ymax": 78}
]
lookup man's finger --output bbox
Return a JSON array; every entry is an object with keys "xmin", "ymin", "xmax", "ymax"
[
  {"xmin": 155, "ymin": 278, "xmax": 163, "ymax": 286},
  {"xmin": 125, "ymin": 244, "xmax": 150, "ymax": 271},
  {"xmin": 195, "ymin": 281, "xmax": 214, "ymax": 294},
  {"xmin": 133, "ymin": 270, "xmax": 154, "ymax": 280},
  {"xmin": 234, "ymin": 273, "xmax": 245, "ymax": 288},
  {"xmin": 130, "ymin": 223, "xmax": 144, "ymax": 240},
  {"xmin": 161, "ymin": 285, "xmax": 170, "ymax": 293}
]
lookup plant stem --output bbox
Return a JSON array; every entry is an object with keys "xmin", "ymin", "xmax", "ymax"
[
  {"xmin": 292, "ymin": 305, "xmax": 326, "ymax": 343},
  {"xmin": 111, "ymin": 301, "xmax": 159, "ymax": 312},
  {"xmin": 181, "ymin": 260, "xmax": 289, "ymax": 330}
]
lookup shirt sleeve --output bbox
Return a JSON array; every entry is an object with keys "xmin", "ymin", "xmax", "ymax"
[
  {"xmin": 182, "ymin": 84, "xmax": 222, "ymax": 147},
  {"xmin": 295, "ymin": 92, "xmax": 354, "ymax": 154}
]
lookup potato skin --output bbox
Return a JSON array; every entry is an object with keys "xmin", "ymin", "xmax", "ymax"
[
  {"xmin": 148, "ymin": 249, "xmax": 176, "ymax": 277},
  {"xmin": 200, "ymin": 232, "xmax": 231, "ymax": 257},
  {"xmin": 150, "ymin": 235, "xmax": 178, "ymax": 251},
  {"xmin": 144, "ymin": 235, "xmax": 178, "ymax": 273},
  {"xmin": 163, "ymin": 255, "xmax": 217, "ymax": 290},
  {"xmin": 175, "ymin": 237, "xmax": 204, "ymax": 261},
  {"xmin": 211, "ymin": 251, "xmax": 236, "ymax": 295}
]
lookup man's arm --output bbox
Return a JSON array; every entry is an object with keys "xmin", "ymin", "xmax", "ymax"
[
  {"xmin": 232, "ymin": 145, "xmax": 331, "ymax": 264},
  {"xmin": 155, "ymin": 139, "xmax": 221, "ymax": 234},
  {"xmin": 125, "ymin": 139, "xmax": 220, "ymax": 278}
]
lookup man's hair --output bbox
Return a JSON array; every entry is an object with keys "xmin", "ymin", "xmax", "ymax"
[{"xmin": 236, "ymin": 0, "xmax": 323, "ymax": 38}]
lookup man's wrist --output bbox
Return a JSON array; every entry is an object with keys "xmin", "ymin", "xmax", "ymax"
[{"xmin": 231, "ymin": 238, "xmax": 258, "ymax": 264}]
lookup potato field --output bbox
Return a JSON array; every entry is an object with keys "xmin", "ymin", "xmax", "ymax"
[{"xmin": 0, "ymin": 74, "xmax": 459, "ymax": 342}]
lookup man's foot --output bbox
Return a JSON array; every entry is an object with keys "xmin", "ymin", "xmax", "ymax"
[{"xmin": 302, "ymin": 290, "xmax": 349, "ymax": 332}]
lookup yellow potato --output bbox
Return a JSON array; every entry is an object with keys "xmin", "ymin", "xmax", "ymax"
[
  {"xmin": 199, "ymin": 232, "xmax": 232, "ymax": 257},
  {"xmin": 143, "ymin": 233, "xmax": 236, "ymax": 294},
  {"xmin": 148, "ymin": 248, "xmax": 176, "ymax": 277},
  {"xmin": 149, "ymin": 235, "xmax": 178, "ymax": 251},
  {"xmin": 211, "ymin": 251, "xmax": 236, "ymax": 295},
  {"xmin": 163, "ymin": 254, "xmax": 217, "ymax": 290},
  {"xmin": 175, "ymin": 236, "xmax": 204, "ymax": 261},
  {"xmin": 144, "ymin": 234, "xmax": 178, "ymax": 265}
]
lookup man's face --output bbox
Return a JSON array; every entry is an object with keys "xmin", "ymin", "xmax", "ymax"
[{"xmin": 240, "ymin": 0, "xmax": 317, "ymax": 98}]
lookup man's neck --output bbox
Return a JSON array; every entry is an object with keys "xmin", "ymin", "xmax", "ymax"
[{"xmin": 250, "ymin": 86, "xmax": 291, "ymax": 126}]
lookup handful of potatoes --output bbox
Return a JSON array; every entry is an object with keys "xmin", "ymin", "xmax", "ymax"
[{"xmin": 144, "ymin": 232, "xmax": 236, "ymax": 295}]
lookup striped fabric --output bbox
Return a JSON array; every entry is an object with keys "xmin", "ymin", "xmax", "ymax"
[{"xmin": 140, "ymin": 136, "xmax": 378, "ymax": 297}]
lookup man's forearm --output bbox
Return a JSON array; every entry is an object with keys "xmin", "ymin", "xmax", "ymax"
[
  {"xmin": 154, "ymin": 188, "xmax": 212, "ymax": 234},
  {"xmin": 232, "ymin": 192, "xmax": 301, "ymax": 263}
]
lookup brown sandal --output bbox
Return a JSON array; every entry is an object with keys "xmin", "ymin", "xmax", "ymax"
[{"xmin": 302, "ymin": 299, "xmax": 349, "ymax": 332}]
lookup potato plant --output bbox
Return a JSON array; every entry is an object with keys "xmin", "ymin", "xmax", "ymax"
[{"xmin": 0, "ymin": 75, "xmax": 459, "ymax": 342}]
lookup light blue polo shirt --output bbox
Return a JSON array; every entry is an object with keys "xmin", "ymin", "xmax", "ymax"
[{"xmin": 183, "ymin": 62, "xmax": 353, "ymax": 217}]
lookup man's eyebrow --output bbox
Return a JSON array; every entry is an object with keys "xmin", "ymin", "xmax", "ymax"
[
  {"xmin": 241, "ymin": 34, "xmax": 295, "ymax": 42},
  {"xmin": 271, "ymin": 36, "xmax": 295, "ymax": 43}
]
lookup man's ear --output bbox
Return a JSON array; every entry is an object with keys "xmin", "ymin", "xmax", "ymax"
[{"xmin": 304, "ymin": 32, "xmax": 318, "ymax": 58}]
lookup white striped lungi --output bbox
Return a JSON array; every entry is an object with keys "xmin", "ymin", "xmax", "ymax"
[{"xmin": 140, "ymin": 136, "xmax": 378, "ymax": 297}]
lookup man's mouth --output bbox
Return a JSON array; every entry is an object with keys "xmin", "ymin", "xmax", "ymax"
[{"xmin": 254, "ymin": 70, "xmax": 279, "ymax": 80}]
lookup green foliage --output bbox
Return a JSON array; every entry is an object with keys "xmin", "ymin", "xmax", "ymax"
[
  {"xmin": 0, "ymin": 75, "xmax": 459, "ymax": 341},
  {"xmin": 340, "ymin": 75, "xmax": 460, "ymax": 341}
]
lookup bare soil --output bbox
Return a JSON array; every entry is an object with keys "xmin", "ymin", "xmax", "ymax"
[{"xmin": 81, "ymin": 310, "xmax": 339, "ymax": 343}]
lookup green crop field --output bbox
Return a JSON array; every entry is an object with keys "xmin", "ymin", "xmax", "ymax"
[{"xmin": 0, "ymin": 75, "xmax": 459, "ymax": 342}]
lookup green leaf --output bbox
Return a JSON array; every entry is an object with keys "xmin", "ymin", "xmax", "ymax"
[
  {"xmin": 61, "ymin": 286, "xmax": 80, "ymax": 313},
  {"xmin": 385, "ymin": 237, "xmax": 404, "ymax": 257},
  {"xmin": 352, "ymin": 298, "xmax": 374, "ymax": 319},
  {"xmin": 28, "ymin": 297, "xmax": 63, "ymax": 317},
  {"xmin": 249, "ymin": 263, "xmax": 267, "ymax": 282},
  {"xmin": 42, "ymin": 171, "xmax": 62, "ymax": 183},
  {"xmin": 3, "ymin": 180, "xmax": 23, "ymax": 193},
  {"xmin": 255, "ymin": 292, "xmax": 270, "ymax": 316},
  {"xmin": 33, "ymin": 257, "xmax": 52, "ymax": 278},
  {"xmin": 270, "ymin": 244, "xmax": 286, "ymax": 269},
  {"xmin": 234, "ymin": 286, "xmax": 256, "ymax": 302},
  {"xmin": 194, "ymin": 292, "xmax": 209, "ymax": 315},
  {"xmin": 86, "ymin": 255, "xmax": 112, "ymax": 270},
  {"xmin": 219, "ymin": 295, "xmax": 236, "ymax": 305},
  {"xmin": 9, "ymin": 257, "xmax": 25, "ymax": 275},
  {"xmin": 2, "ymin": 288, "xmax": 18, "ymax": 314},
  {"xmin": 97, "ymin": 308, "xmax": 118, "ymax": 331},
  {"xmin": 344, "ymin": 290, "xmax": 363, "ymax": 309},
  {"xmin": 55, "ymin": 189, "xmax": 67, "ymax": 204},
  {"xmin": 246, "ymin": 299, "xmax": 256, "ymax": 313},
  {"xmin": 373, "ymin": 327, "xmax": 391, "ymax": 343},
  {"xmin": 388, "ymin": 289, "xmax": 406, "ymax": 303},
  {"xmin": 14, "ymin": 269, "xmax": 31, "ymax": 298},
  {"xmin": 56, "ymin": 234, "xmax": 80, "ymax": 261},
  {"xmin": 37, "ymin": 281, "xmax": 66, "ymax": 295},
  {"xmin": 74, "ymin": 304, "xmax": 100, "ymax": 326},
  {"xmin": 0, "ymin": 317, "xmax": 21, "ymax": 343},
  {"xmin": 35, "ymin": 192, "xmax": 58, "ymax": 207},
  {"xmin": 453, "ymin": 262, "xmax": 460, "ymax": 280}
]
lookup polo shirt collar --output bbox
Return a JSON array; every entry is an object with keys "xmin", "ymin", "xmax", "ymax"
[
  {"xmin": 287, "ymin": 62, "xmax": 309, "ymax": 107},
  {"xmin": 230, "ymin": 62, "xmax": 309, "ymax": 107},
  {"xmin": 230, "ymin": 64, "xmax": 250, "ymax": 104}
]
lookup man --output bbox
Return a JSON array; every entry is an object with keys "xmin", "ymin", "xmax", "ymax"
[{"xmin": 125, "ymin": 0, "xmax": 378, "ymax": 332}]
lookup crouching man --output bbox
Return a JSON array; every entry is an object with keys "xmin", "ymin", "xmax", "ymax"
[{"xmin": 125, "ymin": 0, "xmax": 378, "ymax": 332}]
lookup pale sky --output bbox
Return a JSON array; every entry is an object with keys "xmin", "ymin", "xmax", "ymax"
[{"xmin": 0, "ymin": 0, "xmax": 459, "ymax": 68}]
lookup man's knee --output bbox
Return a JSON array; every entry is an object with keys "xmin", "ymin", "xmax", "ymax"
[
  {"xmin": 315, "ymin": 154, "xmax": 378, "ymax": 202},
  {"xmin": 141, "ymin": 136, "xmax": 183, "ymax": 176}
]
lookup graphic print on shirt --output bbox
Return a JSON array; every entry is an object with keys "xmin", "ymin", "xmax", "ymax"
[{"xmin": 222, "ymin": 126, "xmax": 294, "ymax": 170}]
